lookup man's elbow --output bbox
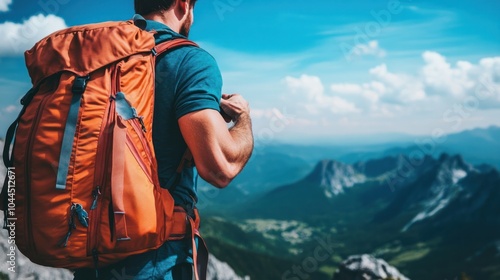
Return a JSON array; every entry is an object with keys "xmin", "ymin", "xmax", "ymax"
[
  {"xmin": 210, "ymin": 176, "xmax": 232, "ymax": 189},
  {"xmin": 198, "ymin": 164, "xmax": 238, "ymax": 189}
]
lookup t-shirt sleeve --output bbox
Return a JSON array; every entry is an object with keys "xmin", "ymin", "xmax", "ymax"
[{"xmin": 174, "ymin": 48, "xmax": 223, "ymax": 120}]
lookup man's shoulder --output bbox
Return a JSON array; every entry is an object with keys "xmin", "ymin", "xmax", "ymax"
[
  {"xmin": 143, "ymin": 20, "xmax": 218, "ymax": 68},
  {"xmin": 155, "ymin": 43, "xmax": 220, "ymax": 83},
  {"xmin": 159, "ymin": 43, "xmax": 217, "ymax": 67}
]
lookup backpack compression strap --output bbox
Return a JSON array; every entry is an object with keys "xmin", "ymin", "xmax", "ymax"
[{"xmin": 56, "ymin": 75, "xmax": 90, "ymax": 190}]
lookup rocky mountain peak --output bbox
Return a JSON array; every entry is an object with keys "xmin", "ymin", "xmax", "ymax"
[
  {"xmin": 306, "ymin": 160, "xmax": 365, "ymax": 197},
  {"xmin": 332, "ymin": 254, "xmax": 410, "ymax": 280},
  {"xmin": 433, "ymin": 153, "xmax": 472, "ymax": 187},
  {"xmin": 438, "ymin": 153, "xmax": 471, "ymax": 171},
  {"xmin": 402, "ymin": 154, "xmax": 484, "ymax": 231}
]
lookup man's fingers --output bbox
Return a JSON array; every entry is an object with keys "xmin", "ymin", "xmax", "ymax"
[
  {"xmin": 220, "ymin": 99, "xmax": 230, "ymax": 109},
  {"xmin": 220, "ymin": 94, "xmax": 250, "ymax": 123}
]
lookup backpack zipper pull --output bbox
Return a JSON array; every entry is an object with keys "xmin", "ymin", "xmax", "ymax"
[
  {"xmin": 59, "ymin": 230, "xmax": 72, "ymax": 248},
  {"xmin": 132, "ymin": 107, "xmax": 147, "ymax": 133},
  {"xmin": 74, "ymin": 203, "xmax": 89, "ymax": 228},
  {"xmin": 137, "ymin": 116, "xmax": 147, "ymax": 133},
  {"xmin": 59, "ymin": 205, "xmax": 77, "ymax": 247},
  {"xmin": 91, "ymin": 186, "xmax": 101, "ymax": 210}
]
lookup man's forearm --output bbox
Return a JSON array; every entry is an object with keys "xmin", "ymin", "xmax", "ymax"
[{"xmin": 228, "ymin": 112, "xmax": 254, "ymax": 172}]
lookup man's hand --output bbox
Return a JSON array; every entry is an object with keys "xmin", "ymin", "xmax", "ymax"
[{"xmin": 220, "ymin": 94, "xmax": 250, "ymax": 122}]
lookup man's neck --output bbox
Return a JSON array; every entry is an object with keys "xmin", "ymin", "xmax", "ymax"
[{"xmin": 144, "ymin": 12, "xmax": 181, "ymax": 34}]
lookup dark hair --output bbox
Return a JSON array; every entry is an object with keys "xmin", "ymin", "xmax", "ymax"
[{"xmin": 134, "ymin": 0, "xmax": 196, "ymax": 15}]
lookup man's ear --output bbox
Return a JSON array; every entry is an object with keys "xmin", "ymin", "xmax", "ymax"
[{"xmin": 175, "ymin": 0, "xmax": 189, "ymax": 15}]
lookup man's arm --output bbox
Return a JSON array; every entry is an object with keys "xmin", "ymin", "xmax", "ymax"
[{"xmin": 178, "ymin": 94, "xmax": 253, "ymax": 188}]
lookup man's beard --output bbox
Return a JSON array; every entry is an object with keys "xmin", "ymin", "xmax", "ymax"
[{"xmin": 179, "ymin": 12, "xmax": 192, "ymax": 37}]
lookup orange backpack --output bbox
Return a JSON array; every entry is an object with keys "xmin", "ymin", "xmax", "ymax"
[{"xmin": 0, "ymin": 19, "xmax": 202, "ymax": 271}]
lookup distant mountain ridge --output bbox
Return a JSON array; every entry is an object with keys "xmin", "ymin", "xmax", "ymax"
[
  {"xmin": 379, "ymin": 125, "xmax": 500, "ymax": 169},
  {"xmin": 231, "ymin": 152, "xmax": 500, "ymax": 279},
  {"xmin": 197, "ymin": 126, "xmax": 500, "ymax": 217},
  {"xmin": 245, "ymin": 152, "xmax": 498, "ymax": 227}
]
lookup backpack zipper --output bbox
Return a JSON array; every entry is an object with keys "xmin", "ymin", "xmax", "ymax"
[
  {"xmin": 87, "ymin": 61, "xmax": 121, "ymax": 258},
  {"xmin": 24, "ymin": 90, "xmax": 52, "ymax": 253},
  {"xmin": 87, "ymin": 97, "xmax": 114, "ymax": 255},
  {"xmin": 130, "ymin": 117, "xmax": 159, "ymax": 187}
]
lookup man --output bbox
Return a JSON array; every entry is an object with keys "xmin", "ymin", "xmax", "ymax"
[{"xmin": 73, "ymin": 0, "xmax": 253, "ymax": 279}]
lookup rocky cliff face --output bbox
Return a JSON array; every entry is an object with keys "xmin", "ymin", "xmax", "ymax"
[
  {"xmin": 332, "ymin": 254, "xmax": 409, "ymax": 280},
  {"xmin": 305, "ymin": 160, "xmax": 366, "ymax": 197},
  {"xmin": 401, "ymin": 154, "xmax": 471, "ymax": 231},
  {"xmin": 207, "ymin": 256, "xmax": 250, "ymax": 280}
]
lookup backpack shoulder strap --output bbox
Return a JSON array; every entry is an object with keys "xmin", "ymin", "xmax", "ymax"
[
  {"xmin": 153, "ymin": 38, "xmax": 198, "ymax": 58},
  {"xmin": 152, "ymin": 38, "xmax": 197, "ymax": 192}
]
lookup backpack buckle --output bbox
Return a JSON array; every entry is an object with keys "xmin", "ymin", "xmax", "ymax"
[{"xmin": 72, "ymin": 75, "xmax": 90, "ymax": 95}]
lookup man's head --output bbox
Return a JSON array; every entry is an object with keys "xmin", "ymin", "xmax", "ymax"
[{"xmin": 134, "ymin": 0, "xmax": 197, "ymax": 37}]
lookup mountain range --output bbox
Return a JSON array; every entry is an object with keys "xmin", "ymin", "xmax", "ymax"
[
  {"xmin": 201, "ymin": 152, "xmax": 500, "ymax": 279},
  {"xmin": 198, "ymin": 126, "xmax": 500, "ymax": 214},
  {"xmin": 0, "ymin": 126, "xmax": 499, "ymax": 279}
]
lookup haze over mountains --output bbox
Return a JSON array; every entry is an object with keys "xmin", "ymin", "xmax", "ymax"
[
  {"xmin": 201, "ymin": 152, "xmax": 499, "ymax": 279},
  {"xmin": 0, "ymin": 126, "xmax": 498, "ymax": 279},
  {"xmin": 198, "ymin": 126, "xmax": 500, "ymax": 279},
  {"xmin": 198, "ymin": 126, "xmax": 500, "ymax": 211}
]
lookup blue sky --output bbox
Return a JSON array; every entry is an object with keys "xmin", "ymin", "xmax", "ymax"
[{"xmin": 0, "ymin": 0, "xmax": 499, "ymax": 144}]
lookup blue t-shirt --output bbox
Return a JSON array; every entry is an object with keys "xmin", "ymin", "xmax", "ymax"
[{"xmin": 146, "ymin": 20, "xmax": 223, "ymax": 208}]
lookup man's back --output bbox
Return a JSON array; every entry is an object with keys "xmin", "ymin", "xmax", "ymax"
[{"xmin": 146, "ymin": 19, "xmax": 223, "ymax": 207}]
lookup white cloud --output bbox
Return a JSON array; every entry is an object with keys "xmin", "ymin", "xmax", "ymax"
[
  {"xmin": 284, "ymin": 74, "xmax": 360, "ymax": 115},
  {"xmin": 369, "ymin": 64, "xmax": 427, "ymax": 103},
  {"xmin": 421, "ymin": 51, "xmax": 472, "ymax": 97},
  {"xmin": 330, "ymin": 83, "xmax": 363, "ymax": 94},
  {"xmin": 206, "ymin": 46, "xmax": 499, "ymax": 138},
  {"xmin": 0, "ymin": 14, "xmax": 67, "ymax": 56},
  {"xmin": 351, "ymin": 40, "xmax": 386, "ymax": 59},
  {"xmin": 329, "ymin": 52, "xmax": 500, "ymax": 113},
  {"xmin": 421, "ymin": 52, "xmax": 500, "ymax": 103},
  {"xmin": 251, "ymin": 108, "xmax": 295, "ymax": 126},
  {"xmin": 329, "ymin": 64, "xmax": 426, "ymax": 114},
  {"xmin": 207, "ymin": 42, "xmax": 500, "ymax": 138},
  {"xmin": 0, "ymin": 0, "xmax": 12, "ymax": 12},
  {"xmin": 2, "ymin": 105, "xmax": 18, "ymax": 113}
]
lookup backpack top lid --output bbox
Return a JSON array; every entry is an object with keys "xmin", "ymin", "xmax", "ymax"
[{"xmin": 24, "ymin": 20, "xmax": 156, "ymax": 87}]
